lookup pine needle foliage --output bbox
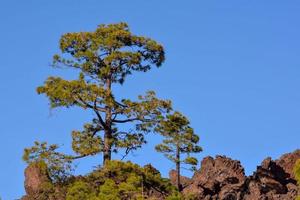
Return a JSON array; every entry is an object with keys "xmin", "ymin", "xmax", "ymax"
[
  {"xmin": 24, "ymin": 22, "xmax": 172, "ymax": 169},
  {"xmin": 155, "ymin": 112, "xmax": 202, "ymax": 191}
]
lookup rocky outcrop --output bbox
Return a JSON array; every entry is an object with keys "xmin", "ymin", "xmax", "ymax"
[
  {"xmin": 21, "ymin": 162, "xmax": 52, "ymax": 200},
  {"xmin": 180, "ymin": 150, "xmax": 300, "ymax": 200},
  {"xmin": 24, "ymin": 162, "xmax": 51, "ymax": 195},
  {"xmin": 183, "ymin": 155, "xmax": 246, "ymax": 199},
  {"xmin": 21, "ymin": 150, "xmax": 300, "ymax": 200},
  {"xmin": 169, "ymin": 169, "xmax": 192, "ymax": 189},
  {"xmin": 275, "ymin": 150, "xmax": 300, "ymax": 180},
  {"xmin": 243, "ymin": 157, "xmax": 298, "ymax": 200}
]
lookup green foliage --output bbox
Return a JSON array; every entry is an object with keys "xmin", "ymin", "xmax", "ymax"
[
  {"xmin": 97, "ymin": 179, "xmax": 121, "ymax": 200},
  {"xmin": 53, "ymin": 22, "xmax": 164, "ymax": 84},
  {"xmin": 66, "ymin": 181, "xmax": 96, "ymax": 200},
  {"xmin": 23, "ymin": 141, "xmax": 73, "ymax": 182},
  {"xmin": 22, "ymin": 159, "xmax": 179, "ymax": 199},
  {"xmin": 294, "ymin": 159, "xmax": 300, "ymax": 200},
  {"xmin": 155, "ymin": 111, "xmax": 202, "ymax": 191},
  {"xmin": 28, "ymin": 175, "xmax": 65, "ymax": 200},
  {"xmin": 155, "ymin": 111, "xmax": 202, "ymax": 170},
  {"xmin": 66, "ymin": 161, "xmax": 175, "ymax": 200},
  {"xmin": 23, "ymin": 22, "xmax": 201, "ymax": 199},
  {"xmin": 36, "ymin": 73, "xmax": 106, "ymax": 109},
  {"xmin": 33, "ymin": 22, "xmax": 171, "ymax": 166},
  {"xmin": 88, "ymin": 160, "xmax": 175, "ymax": 197},
  {"xmin": 165, "ymin": 192, "xmax": 198, "ymax": 200},
  {"xmin": 165, "ymin": 192, "xmax": 183, "ymax": 200},
  {"xmin": 294, "ymin": 159, "xmax": 300, "ymax": 184},
  {"xmin": 72, "ymin": 121, "xmax": 103, "ymax": 156}
]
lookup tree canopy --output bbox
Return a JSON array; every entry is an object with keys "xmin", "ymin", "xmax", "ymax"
[
  {"xmin": 26, "ymin": 22, "xmax": 172, "ymax": 167},
  {"xmin": 23, "ymin": 22, "xmax": 202, "ymax": 199},
  {"xmin": 155, "ymin": 112, "xmax": 202, "ymax": 191}
]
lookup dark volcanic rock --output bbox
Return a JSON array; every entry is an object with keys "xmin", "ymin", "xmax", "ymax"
[
  {"xmin": 276, "ymin": 150, "xmax": 300, "ymax": 180},
  {"xmin": 22, "ymin": 150, "xmax": 300, "ymax": 199},
  {"xmin": 182, "ymin": 155, "xmax": 246, "ymax": 199},
  {"xmin": 181, "ymin": 150, "xmax": 300, "ymax": 200},
  {"xmin": 242, "ymin": 152, "xmax": 300, "ymax": 200}
]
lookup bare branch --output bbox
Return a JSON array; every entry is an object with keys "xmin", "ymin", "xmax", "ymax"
[
  {"xmin": 120, "ymin": 148, "xmax": 131, "ymax": 160},
  {"xmin": 113, "ymin": 117, "xmax": 153, "ymax": 123},
  {"xmin": 113, "ymin": 118, "xmax": 139, "ymax": 123}
]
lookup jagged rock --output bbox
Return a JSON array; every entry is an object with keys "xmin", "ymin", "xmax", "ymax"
[
  {"xmin": 169, "ymin": 169, "xmax": 191, "ymax": 189},
  {"xmin": 182, "ymin": 150, "xmax": 300, "ymax": 200},
  {"xmin": 183, "ymin": 155, "xmax": 246, "ymax": 199},
  {"xmin": 242, "ymin": 150, "xmax": 300, "ymax": 200},
  {"xmin": 21, "ymin": 162, "xmax": 54, "ymax": 200},
  {"xmin": 276, "ymin": 150, "xmax": 300, "ymax": 180},
  {"xmin": 24, "ymin": 162, "xmax": 51, "ymax": 195},
  {"xmin": 21, "ymin": 150, "xmax": 300, "ymax": 200}
]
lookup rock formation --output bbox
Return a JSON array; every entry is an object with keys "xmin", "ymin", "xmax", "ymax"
[
  {"xmin": 25, "ymin": 163, "xmax": 51, "ymax": 194},
  {"xmin": 169, "ymin": 169, "xmax": 192, "ymax": 190},
  {"xmin": 22, "ymin": 162, "xmax": 53, "ymax": 200},
  {"xmin": 21, "ymin": 150, "xmax": 300, "ymax": 199},
  {"xmin": 183, "ymin": 155, "xmax": 246, "ymax": 199},
  {"xmin": 181, "ymin": 150, "xmax": 300, "ymax": 200}
]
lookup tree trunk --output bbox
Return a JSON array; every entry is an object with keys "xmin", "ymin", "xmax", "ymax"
[
  {"xmin": 103, "ymin": 76, "xmax": 112, "ymax": 166},
  {"xmin": 103, "ymin": 128, "xmax": 112, "ymax": 165},
  {"xmin": 176, "ymin": 144, "xmax": 181, "ymax": 191}
]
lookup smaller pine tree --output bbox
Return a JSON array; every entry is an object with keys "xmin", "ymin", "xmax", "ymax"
[{"xmin": 155, "ymin": 111, "xmax": 202, "ymax": 191}]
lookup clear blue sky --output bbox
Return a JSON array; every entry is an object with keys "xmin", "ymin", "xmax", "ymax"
[{"xmin": 1, "ymin": 1, "xmax": 300, "ymax": 199}]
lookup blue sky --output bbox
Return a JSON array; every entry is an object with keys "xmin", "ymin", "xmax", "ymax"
[{"xmin": 1, "ymin": 1, "xmax": 300, "ymax": 199}]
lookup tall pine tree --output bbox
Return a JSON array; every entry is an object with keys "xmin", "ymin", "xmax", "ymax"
[{"xmin": 24, "ymin": 23, "xmax": 171, "ymax": 168}]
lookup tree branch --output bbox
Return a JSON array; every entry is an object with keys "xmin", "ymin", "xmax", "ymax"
[
  {"xmin": 93, "ymin": 98, "xmax": 107, "ymax": 129},
  {"xmin": 113, "ymin": 117, "xmax": 153, "ymax": 123},
  {"xmin": 112, "ymin": 118, "xmax": 139, "ymax": 123}
]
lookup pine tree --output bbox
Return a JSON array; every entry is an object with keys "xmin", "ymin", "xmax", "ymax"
[
  {"xmin": 155, "ymin": 112, "xmax": 202, "ymax": 191},
  {"xmin": 24, "ymin": 22, "xmax": 171, "ymax": 168}
]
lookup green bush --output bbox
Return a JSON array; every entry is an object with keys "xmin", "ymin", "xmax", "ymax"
[
  {"xmin": 65, "ymin": 160, "xmax": 177, "ymax": 200},
  {"xmin": 66, "ymin": 181, "xmax": 96, "ymax": 200}
]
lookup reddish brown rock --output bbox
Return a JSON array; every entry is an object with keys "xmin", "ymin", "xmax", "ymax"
[
  {"xmin": 24, "ymin": 162, "xmax": 51, "ymax": 195},
  {"xmin": 21, "ymin": 150, "xmax": 300, "ymax": 200},
  {"xmin": 183, "ymin": 155, "xmax": 246, "ymax": 199},
  {"xmin": 181, "ymin": 150, "xmax": 300, "ymax": 200},
  {"xmin": 169, "ymin": 169, "xmax": 192, "ymax": 190},
  {"xmin": 276, "ymin": 150, "xmax": 300, "ymax": 180},
  {"xmin": 242, "ymin": 150, "xmax": 300, "ymax": 200}
]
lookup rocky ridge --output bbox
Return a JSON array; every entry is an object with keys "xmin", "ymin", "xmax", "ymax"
[
  {"xmin": 170, "ymin": 150, "xmax": 300, "ymax": 199},
  {"xmin": 23, "ymin": 150, "xmax": 300, "ymax": 199}
]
